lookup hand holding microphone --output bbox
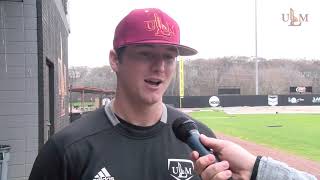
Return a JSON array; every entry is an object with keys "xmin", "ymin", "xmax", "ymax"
[
  {"xmin": 172, "ymin": 118, "xmax": 318, "ymax": 180},
  {"xmin": 191, "ymin": 134, "xmax": 257, "ymax": 180},
  {"xmin": 172, "ymin": 117, "xmax": 234, "ymax": 180},
  {"xmin": 172, "ymin": 117, "xmax": 221, "ymax": 159}
]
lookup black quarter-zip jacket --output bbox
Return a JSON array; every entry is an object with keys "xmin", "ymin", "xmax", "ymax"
[{"xmin": 29, "ymin": 103, "xmax": 215, "ymax": 180}]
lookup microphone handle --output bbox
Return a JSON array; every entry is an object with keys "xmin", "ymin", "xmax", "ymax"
[
  {"xmin": 187, "ymin": 131, "xmax": 221, "ymax": 161},
  {"xmin": 187, "ymin": 131, "xmax": 232, "ymax": 180}
]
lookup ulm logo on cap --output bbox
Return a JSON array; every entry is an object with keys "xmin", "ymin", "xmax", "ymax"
[{"xmin": 144, "ymin": 13, "xmax": 175, "ymax": 37}]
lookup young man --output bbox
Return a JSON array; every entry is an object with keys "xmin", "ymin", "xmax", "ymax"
[
  {"xmin": 30, "ymin": 7, "xmax": 317, "ymax": 180},
  {"xmin": 29, "ymin": 8, "xmax": 222, "ymax": 180}
]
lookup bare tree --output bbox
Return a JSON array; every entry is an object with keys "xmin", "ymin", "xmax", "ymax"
[{"xmin": 69, "ymin": 58, "xmax": 320, "ymax": 96}]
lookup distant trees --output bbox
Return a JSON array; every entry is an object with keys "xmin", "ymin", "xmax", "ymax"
[
  {"xmin": 69, "ymin": 66, "xmax": 116, "ymax": 91},
  {"xmin": 69, "ymin": 57, "xmax": 320, "ymax": 96}
]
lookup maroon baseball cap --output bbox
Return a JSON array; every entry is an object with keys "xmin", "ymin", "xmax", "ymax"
[{"xmin": 113, "ymin": 8, "xmax": 197, "ymax": 56}]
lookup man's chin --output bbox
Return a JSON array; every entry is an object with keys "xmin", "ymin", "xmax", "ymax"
[{"xmin": 143, "ymin": 95, "xmax": 163, "ymax": 105}]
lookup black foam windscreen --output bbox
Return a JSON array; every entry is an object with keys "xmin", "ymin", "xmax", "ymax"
[{"xmin": 172, "ymin": 117, "xmax": 198, "ymax": 142}]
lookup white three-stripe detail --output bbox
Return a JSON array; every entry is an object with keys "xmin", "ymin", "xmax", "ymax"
[{"xmin": 102, "ymin": 167, "xmax": 111, "ymax": 177}]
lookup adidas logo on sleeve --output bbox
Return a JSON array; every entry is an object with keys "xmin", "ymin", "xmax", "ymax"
[{"xmin": 93, "ymin": 167, "xmax": 115, "ymax": 180}]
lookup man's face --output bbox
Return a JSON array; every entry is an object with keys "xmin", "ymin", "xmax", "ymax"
[{"xmin": 113, "ymin": 44, "xmax": 178, "ymax": 105}]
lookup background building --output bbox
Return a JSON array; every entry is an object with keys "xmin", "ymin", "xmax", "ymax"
[{"xmin": 0, "ymin": 0, "xmax": 69, "ymax": 179}]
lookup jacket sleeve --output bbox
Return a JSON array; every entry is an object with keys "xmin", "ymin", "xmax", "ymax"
[
  {"xmin": 28, "ymin": 139, "xmax": 64, "ymax": 180},
  {"xmin": 257, "ymin": 157, "xmax": 317, "ymax": 180}
]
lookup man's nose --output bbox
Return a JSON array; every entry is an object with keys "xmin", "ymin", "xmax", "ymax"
[{"xmin": 151, "ymin": 55, "xmax": 166, "ymax": 72}]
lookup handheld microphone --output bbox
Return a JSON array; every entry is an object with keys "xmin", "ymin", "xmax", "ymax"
[
  {"xmin": 172, "ymin": 117, "xmax": 220, "ymax": 160},
  {"xmin": 172, "ymin": 117, "xmax": 232, "ymax": 180}
]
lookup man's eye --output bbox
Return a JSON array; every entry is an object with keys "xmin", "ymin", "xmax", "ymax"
[
  {"xmin": 163, "ymin": 54, "xmax": 175, "ymax": 61},
  {"xmin": 140, "ymin": 52, "xmax": 152, "ymax": 58}
]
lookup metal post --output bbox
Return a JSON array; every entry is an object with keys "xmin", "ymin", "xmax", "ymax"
[
  {"xmin": 255, "ymin": 0, "xmax": 259, "ymax": 95},
  {"xmin": 81, "ymin": 90, "xmax": 84, "ymax": 111},
  {"xmin": 69, "ymin": 85, "xmax": 72, "ymax": 114}
]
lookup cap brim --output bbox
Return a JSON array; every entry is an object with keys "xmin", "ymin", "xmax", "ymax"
[
  {"xmin": 176, "ymin": 44, "xmax": 198, "ymax": 56},
  {"xmin": 118, "ymin": 40, "xmax": 198, "ymax": 56}
]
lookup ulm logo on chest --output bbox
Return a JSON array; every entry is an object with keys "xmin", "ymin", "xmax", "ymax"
[{"xmin": 168, "ymin": 159, "xmax": 194, "ymax": 180}]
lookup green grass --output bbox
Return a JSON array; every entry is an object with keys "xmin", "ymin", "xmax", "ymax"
[
  {"xmin": 71, "ymin": 101, "xmax": 95, "ymax": 107},
  {"xmin": 190, "ymin": 110, "xmax": 320, "ymax": 162}
]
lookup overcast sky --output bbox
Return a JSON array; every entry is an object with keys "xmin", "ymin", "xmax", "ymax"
[{"xmin": 68, "ymin": 0, "xmax": 320, "ymax": 67}]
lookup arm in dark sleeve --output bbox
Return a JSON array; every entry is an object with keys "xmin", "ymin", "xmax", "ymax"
[{"xmin": 28, "ymin": 139, "xmax": 64, "ymax": 180}]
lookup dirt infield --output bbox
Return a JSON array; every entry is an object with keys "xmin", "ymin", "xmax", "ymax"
[{"xmin": 217, "ymin": 133, "xmax": 320, "ymax": 179}]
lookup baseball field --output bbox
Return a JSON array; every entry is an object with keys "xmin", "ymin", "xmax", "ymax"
[{"xmin": 189, "ymin": 108, "xmax": 320, "ymax": 162}]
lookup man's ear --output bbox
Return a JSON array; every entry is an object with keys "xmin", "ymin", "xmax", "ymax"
[{"xmin": 109, "ymin": 49, "xmax": 119, "ymax": 72}]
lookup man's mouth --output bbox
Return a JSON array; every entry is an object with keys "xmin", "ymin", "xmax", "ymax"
[{"xmin": 145, "ymin": 79, "xmax": 162, "ymax": 86}]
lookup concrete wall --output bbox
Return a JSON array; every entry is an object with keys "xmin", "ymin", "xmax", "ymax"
[
  {"xmin": 0, "ymin": 0, "xmax": 38, "ymax": 179},
  {"xmin": 39, "ymin": 0, "xmax": 69, "ymax": 135},
  {"xmin": 0, "ymin": 0, "xmax": 69, "ymax": 179}
]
